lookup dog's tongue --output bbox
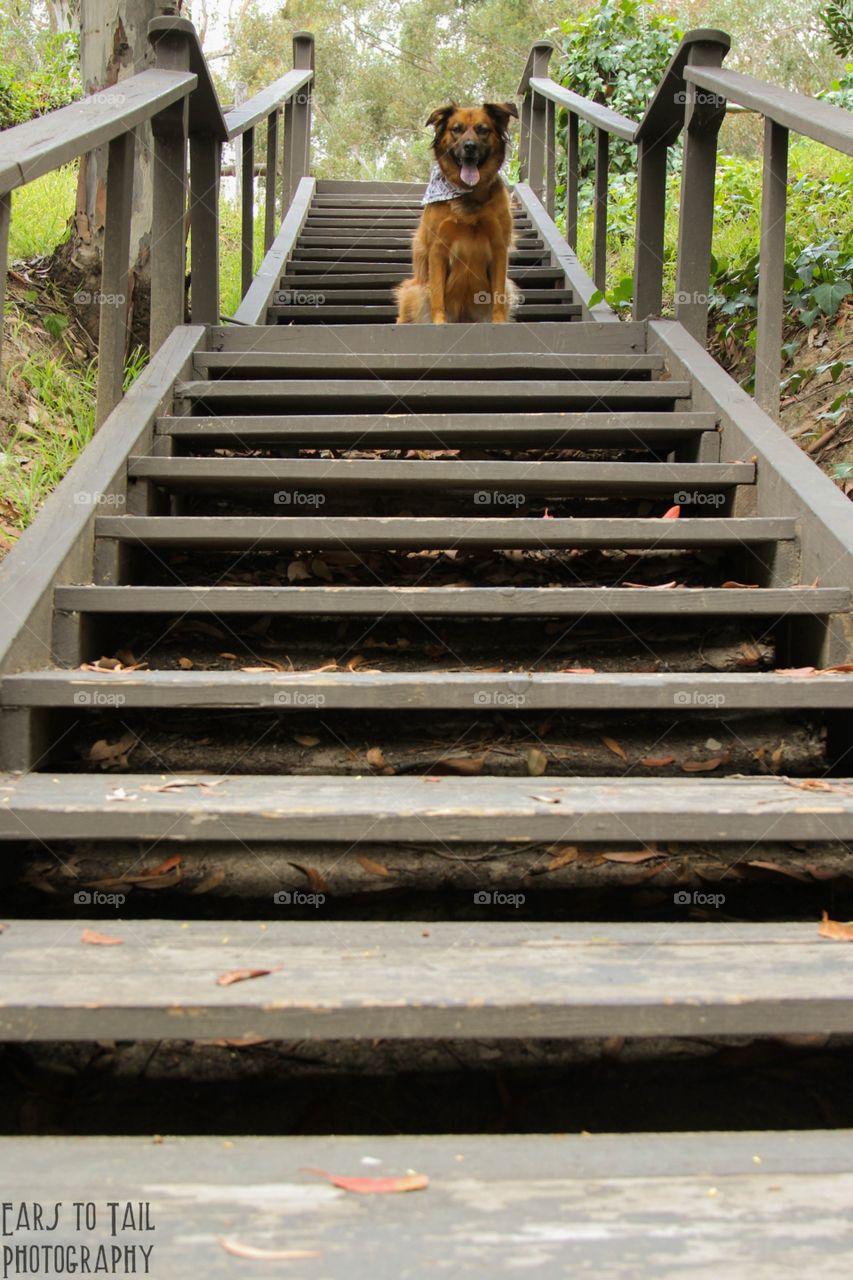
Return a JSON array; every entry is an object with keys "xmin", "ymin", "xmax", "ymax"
[{"xmin": 460, "ymin": 162, "xmax": 480, "ymax": 187}]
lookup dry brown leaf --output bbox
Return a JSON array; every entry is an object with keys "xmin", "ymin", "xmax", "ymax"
[
  {"xmin": 818, "ymin": 912, "xmax": 853, "ymax": 942},
  {"xmin": 783, "ymin": 778, "xmax": 835, "ymax": 792},
  {"xmin": 357, "ymin": 854, "xmax": 392, "ymax": 878},
  {"xmin": 87, "ymin": 731, "xmax": 136, "ymax": 769},
  {"xmin": 189, "ymin": 867, "xmax": 227, "ymax": 894},
  {"xmin": 639, "ymin": 755, "xmax": 675, "ymax": 767},
  {"xmin": 602, "ymin": 737, "xmax": 627, "ymax": 761},
  {"xmin": 546, "ymin": 846, "xmax": 578, "ymax": 870},
  {"xmin": 290, "ymin": 863, "xmax": 328, "ymax": 893},
  {"xmin": 560, "ymin": 666, "xmax": 596, "ymax": 674},
  {"xmin": 603, "ymin": 850, "xmax": 660, "ymax": 864},
  {"xmin": 347, "ymin": 654, "xmax": 368, "ymax": 671},
  {"xmin": 287, "ymin": 560, "xmax": 311, "ymax": 583},
  {"xmin": 624, "ymin": 579, "xmax": 678, "ymax": 589},
  {"xmin": 219, "ymin": 1239, "xmax": 320, "ymax": 1262},
  {"xmin": 81, "ymin": 929, "xmax": 124, "ymax": 946},
  {"xmin": 526, "ymin": 748, "xmax": 548, "ymax": 777},
  {"xmin": 216, "ymin": 966, "xmax": 282, "ymax": 986},
  {"xmin": 294, "ymin": 734, "xmax": 320, "ymax": 748},
  {"xmin": 178, "ymin": 656, "xmax": 194, "ymax": 670},
  {"xmin": 775, "ymin": 667, "xmax": 818, "ymax": 676},
  {"xmin": 721, "ymin": 581, "xmax": 759, "ymax": 589},
  {"xmin": 748, "ymin": 860, "xmax": 810, "ymax": 883},
  {"xmin": 219, "ymin": 651, "xmax": 239, "ymax": 660},
  {"xmin": 681, "ymin": 755, "xmax": 727, "ymax": 773},
  {"xmin": 443, "ymin": 757, "xmax": 486, "ymax": 775},
  {"xmin": 366, "ymin": 746, "xmax": 387, "ymax": 768}
]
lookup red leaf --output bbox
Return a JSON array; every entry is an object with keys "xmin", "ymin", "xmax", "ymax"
[
  {"xmin": 81, "ymin": 929, "xmax": 124, "ymax": 946},
  {"xmin": 301, "ymin": 1168, "xmax": 428, "ymax": 1194},
  {"xmin": 661, "ymin": 505, "xmax": 681, "ymax": 519},
  {"xmin": 216, "ymin": 966, "xmax": 282, "ymax": 987}
]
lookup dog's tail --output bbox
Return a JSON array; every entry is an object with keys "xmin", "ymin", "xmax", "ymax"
[{"xmin": 395, "ymin": 279, "xmax": 430, "ymax": 324}]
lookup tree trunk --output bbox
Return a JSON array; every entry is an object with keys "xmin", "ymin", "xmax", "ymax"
[{"xmin": 55, "ymin": 1, "xmax": 180, "ymax": 349}]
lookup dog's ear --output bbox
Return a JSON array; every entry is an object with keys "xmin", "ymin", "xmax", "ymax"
[
  {"xmin": 483, "ymin": 101, "xmax": 519, "ymax": 137},
  {"xmin": 426, "ymin": 104, "xmax": 456, "ymax": 131}
]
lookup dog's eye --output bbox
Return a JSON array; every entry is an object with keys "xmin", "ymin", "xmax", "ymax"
[
  {"xmin": 475, "ymin": 124, "xmax": 490, "ymax": 136},
  {"xmin": 451, "ymin": 124, "xmax": 464, "ymax": 135}
]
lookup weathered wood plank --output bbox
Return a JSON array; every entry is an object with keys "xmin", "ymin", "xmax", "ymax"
[
  {"xmin": 54, "ymin": 584, "xmax": 849, "ymax": 617},
  {"xmin": 2, "ymin": 918, "xmax": 853, "ymax": 1039},
  {"xmin": 194, "ymin": 352, "xmax": 658, "ymax": 376},
  {"xmin": 7, "ymin": 669, "xmax": 852, "ymax": 711},
  {"xmin": 175, "ymin": 379, "xmax": 691, "ymax": 407}
]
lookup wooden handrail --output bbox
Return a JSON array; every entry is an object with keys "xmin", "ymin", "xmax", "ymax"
[
  {"xmin": 0, "ymin": 18, "xmax": 314, "ymax": 430},
  {"xmin": 684, "ymin": 66, "xmax": 853, "ymax": 155},
  {"xmin": 527, "ymin": 78, "xmax": 636, "ymax": 142}
]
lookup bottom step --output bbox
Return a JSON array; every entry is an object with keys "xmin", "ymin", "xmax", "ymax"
[{"xmin": 1, "ymin": 1131, "xmax": 851, "ymax": 1277}]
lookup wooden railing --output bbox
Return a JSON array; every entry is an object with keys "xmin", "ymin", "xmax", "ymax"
[
  {"xmin": 518, "ymin": 30, "xmax": 853, "ymax": 418},
  {"xmin": 0, "ymin": 17, "xmax": 314, "ymax": 427}
]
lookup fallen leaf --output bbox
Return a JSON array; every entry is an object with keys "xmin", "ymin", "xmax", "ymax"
[
  {"xmin": 783, "ymin": 778, "xmax": 835, "ymax": 792},
  {"xmin": 216, "ymin": 966, "xmax": 282, "ymax": 986},
  {"xmin": 189, "ymin": 867, "xmax": 227, "ymax": 894},
  {"xmin": 661, "ymin": 505, "xmax": 681, "ymax": 519},
  {"xmin": 818, "ymin": 912, "xmax": 853, "ymax": 942},
  {"xmin": 775, "ymin": 667, "xmax": 818, "ymax": 677},
  {"xmin": 720, "ymin": 581, "xmax": 759, "ymax": 589},
  {"xmin": 639, "ymin": 756, "xmax": 675, "ymax": 767},
  {"xmin": 623, "ymin": 579, "xmax": 679, "ymax": 589},
  {"xmin": 311, "ymin": 558, "xmax": 333, "ymax": 582},
  {"xmin": 602, "ymin": 737, "xmax": 627, "ymax": 761},
  {"xmin": 301, "ymin": 1169, "xmax": 428, "ymax": 1194},
  {"xmin": 290, "ymin": 864, "xmax": 328, "ymax": 893},
  {"xmin": 748, "ymin": 860, "xmax": 810, "ymax": 882},
  {"xmin": 546, "ymin": 846, "xmax": 578, "ymax": 870},
  {"xmin": 219, "ymin": 1240, "xmax": 320, "ymax": 1261},
  {"xmin": 681, "ymin": 756, "xmax": 726, "ymax": 772},
  {"xmin": 603, "ymin": 850, "xmax": 660, "ymax": 864},
  {"xmin": 294, "ymin": 734, "xmax": 320, "ymax": 747},
  {"xmin": 178, "ymin": 656, "xmax": 194, "ymax": 670},
  {"xmin": 443, "ymin": 757, "xmax": 485, "ymax": 775},
  {"xmin": 219, "ymin": 652, "xmax": 239, "ymax": 660},
  {"xmin": 135, "ymin": 854, "xmax": 182, "ymax": 880},
  {"xmin": 87, "ymin": 731, "xmax": 137, "ymax": 769},
  {"xmin": 526, "ymin": 748, "xmax": 548, "ymax": 777},
  {"xmin": 530, "ymin": 793, "xmax": 561, "ymax": 804},
  {"xmin": 347, "ymin": 654, "xmax": 368, "ymax": 671},
  {"xmin": 81, "ymin": 929, "xmax": 124, "ymax": 946},
  {"xmin": 560, "ymin": 666, "xmax": 596, "ymax": 674},
  {"xmin": 357, "ymin": 855, "xmax": 392, "ymax": 878},
  {"xmin": 287, "ymin": 560, "xmax": 311, "ymax": 583},
  {"xmin": 367, "ymin": 746, "xmax": 387, "ymax": 768}
]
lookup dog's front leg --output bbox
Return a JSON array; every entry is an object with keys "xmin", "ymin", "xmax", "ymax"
[
  {"xmin": 489, "ymin": 243, "xmax": 510, "ymax": 323},
  {"xmin": 428, "ymin": 241, "xmax": 449, "ymax": 324}
]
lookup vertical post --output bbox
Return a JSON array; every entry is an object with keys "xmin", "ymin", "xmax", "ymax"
[
  {"xmin": 189, "ymin": 134, "xmax": 221, "ymax": 325},
  {"xmin": 0, "ymin": 191, "xmax": 11, "ymax": 374},
  {"xmin": 592, "ymin": 127, "xmax": 609, "ymax": 291},
  {"xmin": 150, "ymin": 30, "xmax": 191, "ymax": 354},
  {"xmin": 289, "ymin": 32, "xmax": 314, "ymax": 200},
  {"xmin": 525, "ymin": 42, "xmax": 552, "ymax": 202},
  {"xmin": 240, "ymin": 127, "xmax": 255, "ymax": 298},
  {"xmin": 518, "ymin": 93, "xmax": 531, "ymax": 181},
  {"xmin": 674, "ymin": 44, "xmax": 727, "ymax": 344},
  {"xmin": 264, "ymin": 108, "xmax": 280, "ymax": 251},
  {"xmin": 755, "ymin": 118, "xmax": 789, "ymax": 419},
  {"xmin": 566, "ymin": 113, "xmax": 579, "ymax": 249},
  {"xmin": 95, "ymin": 130, "xmax": 135, "ymax": 427},
  {"xmin": 633, "ymin": 137, "xmax": 669, "ymax": 320},
  {"xmin": 545, "ymin": 97, "xmax": 556, "ymax": 218},
  {"xmin": 282, "ymin": 95, "xmax": 295, "ymax": 217}
]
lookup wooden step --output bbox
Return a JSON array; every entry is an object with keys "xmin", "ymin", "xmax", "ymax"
[
  {"xmin": 288, "ymin": 248, "xmax": 548, "ymax": 262},
  {"xmin": 267, "ymin": 304, "xmax": 580, "ymax": 322},
  {"xmin": 1, "ymin": 917, "xmax": 853, "ymax": 1039},
  {"xmin": 296, "ymin": 233, "xmax": 544, "ymax": 247},
  {"xmin": 9, "ymin": 669, "xmax": 852, "ymax": 711},
  {"xmin": 194, "ymin": 352, "xmax": 661, "ymax": 379},
  {"xmin": 271, "ymin": 287, "xmax": 577, "ymax": 305},
  {"xmin": 54, "ymin": 585, "xmax": 849, "ymax": 617},
  {"xmin": 0, "ymin": 1130, "xmax": 849, "ymax": 1278},
  {"xmin": 279, "ymin": 266, "xmax": 568, "ymax": 287},
  {"xmin": 175, "ymin": 379, "xmax": 691, "ymax": 408},
  {"xmin": 157, "ymin": 410, "xmax": 718, "ymax": 446},
  {"xmin": 124, "ymin": 461, "xmax": 754, "ymax": 496}
]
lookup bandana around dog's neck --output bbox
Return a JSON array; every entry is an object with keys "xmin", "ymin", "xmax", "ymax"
[{"xmin": 421, "ymin": 162, "xmax": 509, "ymax": 205}]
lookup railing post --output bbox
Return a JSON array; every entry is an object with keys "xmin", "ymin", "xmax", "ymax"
[
  {"xmin": 545, "ymin": 97, "xmax": 556, "ymax": 218},
  {"xmin": 754, "ymin": 119, "xmax": 789, "ymax": 419},
  {"xmin": 189, "ymin": 133, "xmax": 221, "ymax": 325},
  {"xmin": 592, "ymin": 128, "xmax": 610, "ymax": 291},
  {"xmin": 264, "ymin": 108, "xmax": 280, "ymax": 251},
  {"xmin": 283, "ymin": 32, "xmax": 314, "ymax": 214},
  {"xmin": 95, "ymin": 130, "xmax": 135, "ymax": 427},
  {"xmin": 0, "ymin": 192, "xmax": 10, "ymax": 374},
  {"xmin": 526, "ymin": 43, "xmax": 552, "ymax": 203},
  {"xmin": 633, "ymin": 136, "xmax": 668, "ymax": 319},
  {"xmin": 240, "ymin": 126, "xmax": 255, "ymax": 297},
  {"xmin": 566, "ymin": 113, "xmax": 579, "ymax": 249},
  {"xmin": 150, "ymin": 26, "xmax": 191, "ymax": 353},
  {"xmin": 674, "ymin": 40, "xmax": 727, "ymax": 344}
]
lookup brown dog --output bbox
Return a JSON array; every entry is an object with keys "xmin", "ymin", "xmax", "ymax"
[{"xmin": 396, "ymin": 102, "xmax": 519, "ymax": 324}]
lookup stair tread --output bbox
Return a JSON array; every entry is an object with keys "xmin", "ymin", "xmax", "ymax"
[
  {"xmin": 195, "ymin": 353, "xmax": 658, "ymax": 375},
  {"xmin": 175, "ymin": 379, "xmax": 691, "ymax": 401},
  {"xmin": 124, "ymin": 460, "xmax": 754, "ymax": 493},
  {"xmin": 1, "ymin": 915, "xmax": 853, "ymax": 1039},
  {"xmin": 54, "ymin": 585, "xmax": 849, "ymax": 615},
  {"xmin": 1, "ymin": 1130, "xmax": 851, "ymax": 1279},
  {"xmin": 8, "ymin": 669, "xmax": 853, "ymax": 709}
]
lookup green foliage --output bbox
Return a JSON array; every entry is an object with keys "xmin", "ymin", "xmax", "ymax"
[
  {"xmin": 0, "ymin": 30, "xmax": 80, "ymax": 128},
  {"xmin": 553, "ymin": 0, "xmax": 682, "ymax": 174},
  {"xmin": 820, "ymin": 0, "xmax": 853, "ymax": 58},
  {"xmin": 818, "ymin": 64, "xmax": 853, "ymax": 108}
]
